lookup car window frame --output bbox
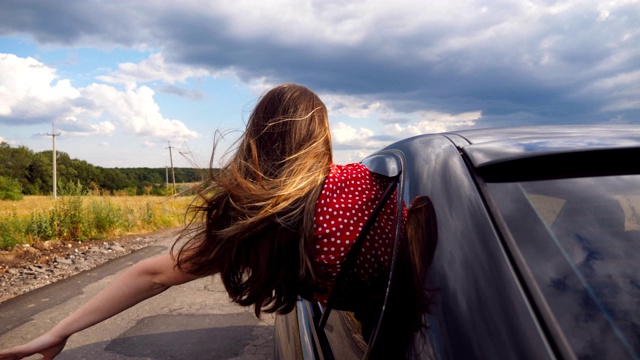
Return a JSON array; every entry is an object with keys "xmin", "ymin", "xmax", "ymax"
[
  {"xmin": 395, "ymin": 134, "xmax": 556, "ymax": 359},
  {"xmin": 308, "ymin": 150, "xmax": 407, "ymax": 359}
]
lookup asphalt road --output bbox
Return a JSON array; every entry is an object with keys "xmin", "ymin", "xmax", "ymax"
[{"xmin": 0, "ymin": 234, "xmax": 275, "ymax": 360}]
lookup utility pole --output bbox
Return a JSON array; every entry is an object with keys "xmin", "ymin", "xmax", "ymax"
[
  {"xmin": 46, "ymin": 124, "xmax": 61, "ymax": 200},
  {"xmin": 166, "ymin": 141, "xmax": 176, "ymax": 195}
]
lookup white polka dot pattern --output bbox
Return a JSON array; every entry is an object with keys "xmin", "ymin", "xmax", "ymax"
[{"xmin": 312, "ymin": 163, "xmax": 400, "ymax": 304}]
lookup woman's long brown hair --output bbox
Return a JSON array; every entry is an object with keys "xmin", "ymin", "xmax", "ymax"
[{"xmin": 173, "ymin": 84, "xmax": 332, "ymax": 317}]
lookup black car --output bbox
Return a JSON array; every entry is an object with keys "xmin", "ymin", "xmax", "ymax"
[{"xmin": 274, "ymin": 125, "xmax": 640, "ymax": 359}]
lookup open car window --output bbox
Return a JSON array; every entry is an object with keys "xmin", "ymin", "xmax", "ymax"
[{"xmin": 311, "ymin": 151, "xmax": 406, "ymax": 359}]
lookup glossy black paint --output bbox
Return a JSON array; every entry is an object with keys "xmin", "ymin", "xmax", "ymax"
[
  {"xmin": 389, "ymin": 135, "xmax": 553, "ymax": 359},
  {"xmin": 453, "ymin": 125, "xmax": 640, "ymax": 167},
  {"xmin": 274, "ymin": 125, "xmax": 640, "ymax": 359}
]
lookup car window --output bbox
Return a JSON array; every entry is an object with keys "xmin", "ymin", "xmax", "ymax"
[
  {"xmin": 313, "ymin": 151, "xmax": 406, "ymax": 359},
  {"xmin": 487, "ymin": 175, "xmax": 640, "ymax": 359},
  {"xmin": 321, "ymin": 195, "xmax": 437, "ymax": 360}
]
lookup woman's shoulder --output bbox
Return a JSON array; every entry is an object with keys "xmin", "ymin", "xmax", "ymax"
[
  {"xmin": 328, "ymin": 163, "xmax": 369, "ymax": 177},
  {"xmin": 323, "ymin": 163, "xmax": 376, "ymax": 191}
]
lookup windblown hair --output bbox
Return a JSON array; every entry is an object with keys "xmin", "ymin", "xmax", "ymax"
[{"xmin": 173, "ymin": 84, "xmax": 332, "ymax": 316}]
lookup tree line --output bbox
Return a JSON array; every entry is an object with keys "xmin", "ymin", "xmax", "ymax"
[{"xmin": 0, "ymin": 142, "xmax": 210, "ymax": 198}]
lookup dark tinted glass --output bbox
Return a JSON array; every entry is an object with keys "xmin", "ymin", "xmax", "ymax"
[{"xmin": 488, "ymin": 175, "xmax": 640, "ymax": 359}]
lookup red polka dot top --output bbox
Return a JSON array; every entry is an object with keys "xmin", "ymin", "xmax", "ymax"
[{"xmin": 312, "ymin": 163, "xmax": 403, "ymax": 305}]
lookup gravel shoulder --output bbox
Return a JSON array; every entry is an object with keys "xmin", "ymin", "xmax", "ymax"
[{"xmin": 0, "ymin": 227, "xmax": 183, "ymax": 303}]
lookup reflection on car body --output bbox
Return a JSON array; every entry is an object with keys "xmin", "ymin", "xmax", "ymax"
[{"xmin": 274, "ymin": 125, "xmax": 640, "ymax": 359}]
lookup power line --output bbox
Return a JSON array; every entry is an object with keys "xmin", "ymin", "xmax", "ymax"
[{"xmin": 177, "ymin": 141, "xmax": 205, "ymax": 181}]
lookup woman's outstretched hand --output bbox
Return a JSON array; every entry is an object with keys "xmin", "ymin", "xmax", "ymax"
[
  {"xmin": 0, "ymin": 332, "xmax": 68, "ymax": 360},
  {"xmin": 0, "ymin": 254, "xmax": 199, "ymax": 360}
]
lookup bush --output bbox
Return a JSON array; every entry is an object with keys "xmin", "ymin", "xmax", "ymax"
[
  {"xmin": 58, "ymin": 180, "xmax": 89, "ymax": 197},
  {"xmin": 0, "ymin": 176, "xmax": 24, "ymax": 201},
  {"xmin": 0, "ymin": 195, "xmax": 190, "ymax": 250},
  {"xmin": 87, "ymin": 198, "xmax": 123, "ymax": 238},
  {"xmin": 0, "ymin": 220, "xmax": 18, "ymax": 249},
  {"xmin": 55, "ymin": 195, "xmax": 88, "ymax": 241},
  {"xmin": 0, "ymin": 212, "xmax": 27, "ymax": 249},
  {"xmin": 25, "ymin": 211, "xmax": 56, "ymax": 241}
]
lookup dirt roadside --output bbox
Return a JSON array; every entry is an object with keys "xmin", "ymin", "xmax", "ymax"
[{"xmin": 0, "ymin": 227, "xmax": 183, "ymax": 303}]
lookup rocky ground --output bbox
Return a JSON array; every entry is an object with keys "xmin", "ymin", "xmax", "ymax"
[{"xmin": 0, "ymin": 228, "xmax": 181, "ymax": 303}]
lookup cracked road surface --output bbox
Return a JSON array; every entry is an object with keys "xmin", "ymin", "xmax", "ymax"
[{"xmin": 0, "ymin": 234, "xmax": 274, "ymax": 360}]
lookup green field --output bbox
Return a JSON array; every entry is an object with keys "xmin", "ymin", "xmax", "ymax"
[{"xmin": 0, "ymin": 195, "xmax": 192, "ymax": 250}]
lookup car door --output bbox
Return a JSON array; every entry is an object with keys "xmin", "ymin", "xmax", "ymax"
[{"xmin": 388, "ymin": 134, "xmax": 555, "ymax": 359}]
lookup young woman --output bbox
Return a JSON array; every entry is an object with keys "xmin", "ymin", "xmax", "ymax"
[{"xmin": 0, "ymin": 84, "xmax": 404, "ymax": 360}]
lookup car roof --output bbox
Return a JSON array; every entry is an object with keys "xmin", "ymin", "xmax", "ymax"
[{"xmin": 443, "ymin": 125, "xmax": 640, "ymax": 168}]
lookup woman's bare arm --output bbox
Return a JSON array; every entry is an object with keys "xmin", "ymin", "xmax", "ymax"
[{"xmin": 0, "ymin": 253, "xmax": 201, "ymax": 360}]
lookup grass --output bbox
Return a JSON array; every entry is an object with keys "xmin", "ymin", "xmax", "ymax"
[{"xmin": 0, "ymin": 195, "xmax": 193, "ymax": 250}]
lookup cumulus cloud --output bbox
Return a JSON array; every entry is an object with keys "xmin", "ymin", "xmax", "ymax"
[
  {"xmin": 330, "ymin": 108, "xmax": 480, "ymax": 155},
  {"xmin": 0, "ymin": 53, "xmax": 80, "ymax": 124},
  {"xmin": 158, "ymin": 84, "xmax": 205, "ymax": 100},
  {"xmin": 322, "ymin": 93, "xmax": 384, "ymax": 118},
  {"xmin": 0, "ymin": 0, "xmax": 638, "ymax": 127},
  {"xmin": 81, "ymin": 84, "xmax": 199, "ymax": 139},
  {"xmin": 330, "ymin": 122, "xmax": 388, "ymax": 150},
  {"xmin": 575, "ymin": 69, "xmax": 640, "ymax": 112},
  {"xmin": 98, "ymin": 52, "xmax": 211, "ymax": 88},
  {"xmin": 0, "ymin": 54, "xmax": 199, "ymax": 140},
  {"xmin": 57, "ymin": 117, "xmax": 116, "ymax": 137},
  {"xmin": 384, "ymin": 110, "xmax": 482, "ymax": 138},
  {"xmin": 380, "ymin": 117, "xmax": 410, "ymax": 125}
]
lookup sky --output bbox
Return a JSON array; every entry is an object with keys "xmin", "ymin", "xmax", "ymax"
[{"xmin": 0, "ymin": 0, "xmax": 638, "ymax": 168}]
